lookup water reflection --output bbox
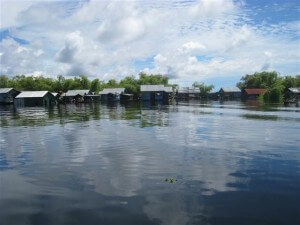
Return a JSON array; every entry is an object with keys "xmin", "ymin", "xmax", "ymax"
[{"xmin": 0, "ymin": 101, "xmax": 300, "ymax": 225}]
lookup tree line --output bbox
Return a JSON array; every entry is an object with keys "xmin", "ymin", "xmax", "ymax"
[
  {"xmin": 0, "ymin": 71, "xmax": 299, "ymax": 102},
  {"xmin": 237, "ymin": 71, "xmax": 300, "ymax": 102},
  {"xmin": 0, "ymin": 72, "xmax": 171, "ymax": 95}
]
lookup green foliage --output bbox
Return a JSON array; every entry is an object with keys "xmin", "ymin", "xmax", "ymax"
[
  {"xmin": 263, "ymin": 81, "xmax": 284, "ymax": 102},
  {"xmin": 165, "ymin": 178, "xmax": 177, "ymax": 183},
  {"xmin": 105, "ymin": 79, "xmax": 119, "ymax": 88},
  {"xmin": 192, "ymin": 82, "xmax": 214, "ymax": 96},
  {"xmin": 237, "ymin": 71, "xmax": 281, "ymax": 89},
  {"xmin": 0, "ymin": 73, "xmax": 172, "ymax": 95},
  {"xmin": 2, "ymin": 71, "xmax": 297, "ymax": 102},
  {"xmin": 120, "ymin": 76, "xmax": 139, "ymax": 94},
  {"xmin": 90, "ymin": 78, "xmax": 101, "ymax": 93},
  {"xmin": 79, "ymin": 75, "xmax": 90, "ymax": 89},
  {"xmin": 237, "ymin": 71, "xmax": 299, "ymax": 103},
  {"xmin": 0, "ymin": 75, "xmax": 10, "ymax": 88},
  {"xmin": 282, "ymin": 75, "xmax": 300, "ymax": 89},
  {"xmin": 0, "ymin": 74, "xmax": 92, "ymax": 92},
  {"xmin": 138, "ymin": 72, "xmax": 168, "ymax": 85}
]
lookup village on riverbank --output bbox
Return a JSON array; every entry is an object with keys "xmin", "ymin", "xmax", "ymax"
[{"xmin": 0, "ymin": 71, "xmax": 299, "ymax": 107}]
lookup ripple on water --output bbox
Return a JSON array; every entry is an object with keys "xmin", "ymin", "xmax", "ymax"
[{"xmin": 0, "ymin": 102, "xmax": 300, "ymax": 225}]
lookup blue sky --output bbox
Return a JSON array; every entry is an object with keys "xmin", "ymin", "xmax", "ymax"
[{"xmin": 0, "ymin": 0, "xmax": 299, "ymax": 88}]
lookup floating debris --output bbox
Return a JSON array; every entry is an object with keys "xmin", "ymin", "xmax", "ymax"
[{"xmin": 165, "ymin": 178, "xmax": 177, "ymax": 183}]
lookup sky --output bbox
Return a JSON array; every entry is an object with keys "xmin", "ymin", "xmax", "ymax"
[{"xmin": 0, "ymin": 0, "xmax": 299, "ymax": 89}]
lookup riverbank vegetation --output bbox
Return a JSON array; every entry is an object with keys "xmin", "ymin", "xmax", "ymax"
[
  {"xmin": 237, "ymin": 71, "xmax": 300, "ymax": 102},
  {"xmin": 1, "ymin": 71, "xmax": 299, "ymax": 102},
  {"xmin": 0, "ymin": 72, "xmax": 172, "ymax": 95}
]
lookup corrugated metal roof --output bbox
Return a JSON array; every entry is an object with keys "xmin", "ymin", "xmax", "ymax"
[
  {"xmin": 164, "ymin": 86, "xmax": 173, "ymax": 93},
  {"xmin": 15, "ymin": 91, "xmax": 50, "ymax": 98},
  {"xmin": 141, "ymin": 85, "xmax": 172, "ymax": 92},
  {"xmin": 99, "ymin": 88, "xmax": 125, "ymax": 95},
  {"xmin": 178, "ymin": 88, "xmax": 200, "ymax": 94},
  {"xmin": 0, "ymin": 88, "xmax": 14, "ymax": 93},
  {"xmin": 52, "ymin": 92, "xmax": 59, "ymax": 97},
  {"xmin": 65, "ymin": 90, "xmax": 90, "ymax": 96},
  {"xmin": 289, "ymin": 87, "xmax": 300, "ymax": 94},
  {"xmin": 245, "ymin": 89, "xmax": 267, "ymax": 95},
  {"xmin": 220, "ymin": 87, "xmax": 241, "ymax": 92}
]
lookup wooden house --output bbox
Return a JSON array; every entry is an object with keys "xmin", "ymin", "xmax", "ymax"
[
  {"xmin": 219, "ymin": 87, "xmax": 241, "ymax": 100},
  {"xmin": 64, "ymin": 90, "xmax": 91, "ymax": 103},
  {"xmin": 120, "ymin": 94, "xmax": 134, "ymax": 101},
  {"xmin": 207, "ymin": 91, "xmax": 218, "ymax": 100},
  {"xmin": 285, "ymin": 87, "xmax": 300, "ymax": 103},
  {"xmin": 84, "ymin": 94, "xmax": 101, "ymax": 103},
  {"xmin": 99, "ymin": 88, "xmax": 125, "ymax": 101},
  {"xmin": 242, "ymin": 89, "xmax": 267, "ymax": 99},
  {"xmin": 51, "ymin": 92, "xmax": 60, "ymax": 99},
  {"xmin": 0, "ymin": 88, "xmax": 20, "ymax": 104},
  {"xmin": 177, "ymin": 87, "xmax": 200, "ymax": 99},
  {"xmin": 140, "ymin": 85, "xmax": 173, "ymax": 102},
  {"xmin": 14, "ymin": 91, "xmax": 56, "ymax": 107}
]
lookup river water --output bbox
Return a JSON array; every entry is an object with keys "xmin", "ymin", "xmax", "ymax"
[{"xmin": 0, "ymin": 101, "xmax": 299, "ymax": 225}]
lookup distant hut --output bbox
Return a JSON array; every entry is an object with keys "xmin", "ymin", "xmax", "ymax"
[
  {"xmin": 84, "ymin": 94, "xmax": 101, "ymax": 103},
  {"xmin": 51, "ymin": 92, "xmax": 59, "ymax": 97},
  {"xmin": 64, "ymin": 90, "xmax": 91, "ymax": 103},
  {"xmin": 242, "ymin": 89, "xmax": 267, "ymax": 100},
  {"xmin": 0, "ymin": 88, "xmax": 20, "ymax": 104},
  {"xmin": 164, "ymin": 86, "xmax": 173, "ymax": 100},
  {"xmin": 51, "ymin": 92, "xmax": 61, "ymax": 100},
  {"xmin": 14, "ymin": 91, "xmax": 56, "ymax": 107},
  {"xmin": 219, "ymin": 87, "xmax": 241, "ymax": 100},
  {"xmin": 120, "ymin": 93, "xmax": 134, "ymax": 101},
  {"xmin": 177, "ymin": 87, "xmax": 200, "ymax": 99},
  {"xmin": 140, "ymin": 85, "xmax": 173, "ymax": 102},
  {"xmin": 207, "ymin": 91, "xmax": 218, "ymax": 100},
  {"xmin": 285, "ymin": 87, "xmax": 300, "ymax": 103},
  {"xmin": 99, "ymin": 88, "xmax": 125, "ymax": 101}
]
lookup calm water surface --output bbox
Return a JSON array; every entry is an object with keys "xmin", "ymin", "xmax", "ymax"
[{"xmin": 0, "ymin": 101, "xmax": 300, "ymax": 225}]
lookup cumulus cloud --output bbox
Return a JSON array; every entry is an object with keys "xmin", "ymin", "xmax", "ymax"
[
  {"xmin": 180, "ymin": 41, "xmax": 206, "ymax": 54},
  {"xmin": 0, "ymin": 0, "xmax": 299, "ymax": 84},
  {"xmin": 56, "ymin": 31, "xmax": 83, "ymax": 63},
  {"xmin": 189, "ymin": 0, "xmax": 236, "ymax": 18},
  {"xmin": 0, "ymin": 38, "xmax": 46, "ymax": 75},
  {"xmin": 0, "ymin": 0, "xmax": 32, "ymax": 28},
  {"xmin": 97, "ymin": 16, "xmax": 146, "ymax": 44}
]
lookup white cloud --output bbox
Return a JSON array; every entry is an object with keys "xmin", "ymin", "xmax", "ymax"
[
  {"xmin": 56, "ymin": 31, "xmax": 83, "ymax": 63},
  {"xmin": 189, "ymin": 0, "xmax": 236, "ymax": 18},
  {"xmin": 264, "ymin": 51, "xmax": 273, "ymax": 57},
  {"xmin": 97, "ymin": 15, "xmax": 146, "ymax": 45},
  {"xmin": 0, "ymin": 38, "xmax": 43, "ymax": 75},
  {"xmin": 0, "ymin": 0, "xmax": 32, "ymax": 28},
  {"xmin": 154, "ymin": 54, "xmax": 167, "ymax": 64},
  {"xmin": 180, "ymin": 41, "xmax": 206, "ymax": 54},
  {"xmin": 0, "ymin": 0, "xmax": 299, "ymax": 84}
]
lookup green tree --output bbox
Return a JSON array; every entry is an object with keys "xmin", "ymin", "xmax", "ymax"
[
  {"xmin": 53, "ymin": 75, "xmax": 65, "ymax": 92},
  {"xmin": 237, "ymin": 71, "xmax": 285, "ymax": 102},
  {"xmin": 0, "ymin": 73, "xmax": 179, "ymax": 96},
  {"xmin": 263, "ymin": 81, "xmax": 284, "ymax": 102},
  {"xmin": 138, "ymin": 72, "xmax": 168, "ymax": 85},
  {"xmin": 120, "ymin": 76, "xmax": 139, "ymax": 94},
  {"xmin": 90, "ymin": 78, "xmax": 101, "ymax": 93},
  {"xmin": 237, "ymin": 71, "xmax": 281, "ymax": 89},
  {"xmin": 282, "ymin": 75, "xmax": 300, "ymax": 90},
  {"xmin": 192, "ymin": 82, "xmax": 214, "ymax": 97},
  {"xmin": 79, "ymin": 75, "xmax": 90, "ymax": 89},
  {"xmin": 106, "ymin": 79, "xmax": 119, "ymax": 88},
  {"xmin": 62, "ymin": 78, "xmax": 74, "ymax": 92},
  {"xmin": 0, "ymin": 75, "xmax": 10, "ymax": 88}
]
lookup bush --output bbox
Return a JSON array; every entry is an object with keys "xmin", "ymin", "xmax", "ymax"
[{"xmin": 263, "ymin": 83, "xmax": 284, "ymax": 102}]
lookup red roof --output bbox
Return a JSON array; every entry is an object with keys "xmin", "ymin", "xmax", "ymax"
[{"xmin": 244, "ymin": 89, "xmax": 267, "ymax": 95}]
